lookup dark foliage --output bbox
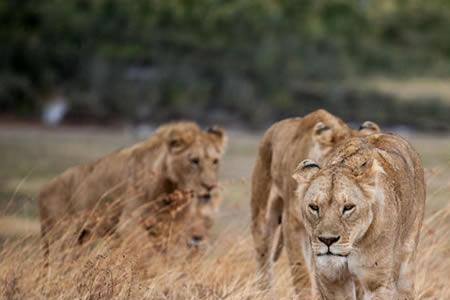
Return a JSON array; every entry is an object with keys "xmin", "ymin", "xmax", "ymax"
[{"xmin": 1, "ymin": 0, "xmax": 450, "ymax": 129}]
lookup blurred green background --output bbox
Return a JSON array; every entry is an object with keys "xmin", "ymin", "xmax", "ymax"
[
  {"xmin": 1, "ymin": 0, "xmax": 450, "ymax": 130},
  {"xmin": 1, "ymin": 0, "xmax": 450, "ymax": 240}
]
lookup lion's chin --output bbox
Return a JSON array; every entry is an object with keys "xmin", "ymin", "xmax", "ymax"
[{"xmin": 315, "ymin": 255, "xmax": 348, "ymax": 281}]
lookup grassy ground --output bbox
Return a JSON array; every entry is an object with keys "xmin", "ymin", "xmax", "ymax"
[
  {"xmin": 0, "ymin": 125, "xmax": 449, "ymax": 299},
  {"xmin": 349, "ymin": 77, "xmax": 450, "ymax": 103}
]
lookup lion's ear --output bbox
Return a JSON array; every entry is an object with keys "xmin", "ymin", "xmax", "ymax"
[
  {"xmin": 359, "ymin": 121, "xmax": 380, "ymax": 136},
  {"xmin": 351, "ymin": 154, "xmax": 376, "ymax": 178},
  {"xmin": 207, "ymin": 126, "xmax": 228, "ymax": 154},
  {"xmin": 292, "ymin": 159, "xmax": 320, "ymax": 183},
  {"xmin": 313, "ymin": 122, "xmax": 333, "ymax": 145}
]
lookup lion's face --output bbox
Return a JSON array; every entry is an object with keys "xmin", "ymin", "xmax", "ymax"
[
  {"xmin": 165, "ymin": 126, "xmax": 227, "ymax": 205},
  {"xmin": 301, "ymin": 172, "xmax": 373, "ymax": 256},
  {"xmin": 293, "ymin": 154, "xmax": 381, "ymax": 276}
]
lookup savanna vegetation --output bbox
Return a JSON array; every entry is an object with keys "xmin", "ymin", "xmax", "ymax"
[
  {"xmin": 2, "ymin": 0, "xmax": 450, "ymax": 129},
  {"xmin": 1, "ymin": 1, "xmax": 450, "ymax": 298},
  {"xmin": 0, "ymin": 126, "xmax": 449, "ymax": 299}
]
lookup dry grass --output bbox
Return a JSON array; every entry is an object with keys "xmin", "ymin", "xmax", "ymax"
[
  {"xmin": 0, "ymin": 126, "xmax": 449, "ymax": 299},
  {"xmin": 0, "ymin": 200, "xmax": 449, "ymax": 299}
]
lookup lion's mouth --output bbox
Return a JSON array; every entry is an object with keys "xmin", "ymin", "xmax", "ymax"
[{"xmin": 317, "ymin": 251, "xmax": 349, "ymax": 258}]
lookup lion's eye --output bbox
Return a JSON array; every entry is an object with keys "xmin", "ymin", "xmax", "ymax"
[
  {"xmin": 212, "ymin": 158, "xmax": 219, "ymax": 165},
  {"xmin": 343, "ymin": 204, "xmax": 355, "ymax": 214},
  {"xmin": 309, "ymin": 204, "xmax": 319, "ymax": 212},
  {"xmin": 190, "ymin": 158, "xmax": 200, "ymax": 165}
]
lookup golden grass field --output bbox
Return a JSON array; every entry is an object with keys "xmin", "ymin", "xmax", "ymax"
[{"xmin": 0, "ymin": 125, "xmax": 449, "ymax": 299}]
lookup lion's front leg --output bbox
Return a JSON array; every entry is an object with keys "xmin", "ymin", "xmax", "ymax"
[
  {"xmin": 360, "ymin": 276, "xmax": 410, "ymax": 300},
  {"xmin": 313, "ymin": 274, "xmax": 356, "ymax": 300},
  {"xmin": 353, "ymin": 255, "xmax": 399, "ymax": 300},
  {"xmin": 396, "ymin": 239, "xmax": 418, "ymax": 300},
  {"xmin": 396, "ymin": 291, "xmax": 414, "ymax": 300},
  {"xmin": 361, "ymin": 285, "xmax": 397, "ymax": 300},
  {"xmin": 396, "ymin": 262, "xmax": 416, "ymax": 300},
  {"xmin": 283, "ymin": 214, "xmax": 310, "ymax": 298},
  {"xmin": 253, "ymin": 196, "xmax": 283, "ymax": 291}
]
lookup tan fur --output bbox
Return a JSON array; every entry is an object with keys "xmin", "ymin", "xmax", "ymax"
[
  {"xmin": 251, "ymin": 110, "xmax": 355, "ymax": 291},
  {"xmin": 39, "ymin": 121, "xmax": 227, "ymax": 264},
  {"xmin": 250, "ymin": 109, "xmax": 382, "ymax": 294},
  {"xmin": 125, "ymin": 189, "xmax": 209, "ymax": 252},
  {"xmin": 292, "ymin": 134, "xmax": 425, "ymax": 299},
  {"xmin": 72, "ymin": 190, "xmax": 200, "ymax": 249},
  {"xmin": 269, "ymin": 120, "xmax": 380, "ymax": 262}
]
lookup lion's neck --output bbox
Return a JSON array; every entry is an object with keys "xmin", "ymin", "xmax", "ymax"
[
  {"xmin": 157, "ymin": 151, "xmax": 178, "ymax": 194},
  {"xmin": 137, "ymin": 146, "xmax": 176, "ymax": 198}
]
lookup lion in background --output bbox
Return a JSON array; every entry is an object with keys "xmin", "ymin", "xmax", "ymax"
[
  {"xmin": 250, "ymin": 109, "xmax": 380, "ymax": 292},
  {"xmin": 292, "ymin": 133, "xmax": 425, "ymax": 299},
  {"xmin": 75, "ymin": 190, "xmax": 207, "ymax": 251},
  {"xmin": 39, "ymin": 121, "xmax": 227, "ymax": 264}
]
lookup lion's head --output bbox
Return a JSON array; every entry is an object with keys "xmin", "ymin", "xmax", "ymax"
[
  {"xmin": 307, "ymin": 117, "xmax": 380, "ymax": 163},
  {"xmin": 161, "ymin": 122, "xmax": 227, "ymax": 202},
  {"xmin": 292, "ymin": 139, "xmax": 383, "ymax": 277},
  {"xmin": 302, "ymin": 110, "xmax": 353, "ymax": 162},
  {"xmin": 128, "ymin": 122, "xmax": 226, "ymax": 242}
]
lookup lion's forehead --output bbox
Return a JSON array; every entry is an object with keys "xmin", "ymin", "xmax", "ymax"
[
  {"xmin": 333, "ymin": 175, "xmax": 365, "ymax": 201},
  {"xmin": 305, "ymin": 176, "xmax": 332, "ymax": 201},
  {"xmin": 189, "ymin": 140, "xmax": 221, "ymax": 158},
  {"xmin": 306, "ymin": 173, "xmax": 365, "ymax": 205}
]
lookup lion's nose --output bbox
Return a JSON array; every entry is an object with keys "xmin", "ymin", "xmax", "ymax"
[
  {"xmin": 202, "ymin": 183, "xmax": 216, "ymax": 192},
  {"xmin": 192, "ymin": 235, "xmax": 204, "ymax": 243},
  {"xmin": 318, "ymin": 236, "xmax": 340, "ymax": 246}
]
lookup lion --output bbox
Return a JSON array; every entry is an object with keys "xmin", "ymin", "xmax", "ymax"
[
  {"xmin": 291, "ymin": 133, "xmax": 425, "ymax": 299},
  {"xmin": 39, "ymin": 121, "xmax": 227, "ymax": 265},
  {"xmin": 250, "ymin": 109, "xmax": 380, "ymax": 291},
  {"xmin": 118, "ymin": 189, "xmax": 209, "ymax": 254}
]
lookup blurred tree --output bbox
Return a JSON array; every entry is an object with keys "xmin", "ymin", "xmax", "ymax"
[{"xmin": 0, "ymin": 0, "xmax": 450, "ymax": 128}]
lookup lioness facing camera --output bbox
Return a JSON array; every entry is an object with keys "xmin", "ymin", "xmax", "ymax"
[
  {"xmin": 292, "ymin": 133, "xmax": 425, "ymax": 299},
  {"xmin": 250, "ymin": 109, "xmax": 380, "ymax": 292}
]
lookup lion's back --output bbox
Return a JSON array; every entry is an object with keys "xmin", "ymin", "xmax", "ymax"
[{"xmin": 369, "ymin": 133, "xmax": 426, "ymax": 223}]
